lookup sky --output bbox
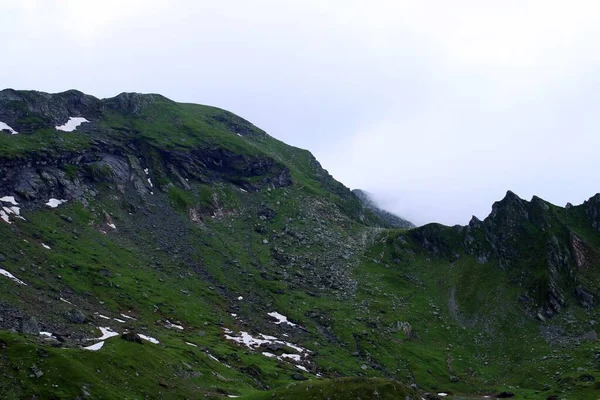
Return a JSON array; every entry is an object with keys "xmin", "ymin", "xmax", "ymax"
[{"xmin": 2, "ymin": 1, "xmax": 600, "ymax": 226}]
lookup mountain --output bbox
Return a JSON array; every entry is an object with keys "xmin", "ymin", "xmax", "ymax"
[
  {"xmin": 352, "ymin": 189, "xmax": 415, "ymax": 228},
  {"xmin": 0, "ymin": 89, "xmax": 598, "ymax": 399}
]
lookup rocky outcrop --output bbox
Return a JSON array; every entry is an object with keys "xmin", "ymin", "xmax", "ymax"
[{"xmin": 411, "ymin": 190, "xmax": 600, "ymax": 320}]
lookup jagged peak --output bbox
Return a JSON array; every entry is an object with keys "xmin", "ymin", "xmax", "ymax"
[
  {"xmin": 585, "ymin": 193, "xmax": 600, "ymax": 204},
  {"xmin": 469, "ymin": 215, "xmax": 482, "ymax": 228}
]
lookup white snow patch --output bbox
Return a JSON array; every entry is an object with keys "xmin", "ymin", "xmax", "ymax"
[
  {"xmin": 280, "ymin": 353, "xmax": 301, "ymax": 361},
  {"xmin": 3, "ymin": 206, "xmax": 19, "ymax": 216},
  {"xmin": 0, "ymin": 210, "xmax": 11, "ymax": 224},
  {"xmin": 138, "ymin": 334, "xmax": 159, "ymax": 344},
  {"xmin": 41, "ymin": 243, "xmax": 51, "ymax": 250},
  {"xmin": 144, "ymin": 168, "xmax": 149, "ymax": 175},
  {"xmin": 166, "ymin": 320, "xmax": 184, "ymax": 330},
  {"xmin": 237, "ymin": 133, "xmax": 242, "ymax": 137},
  {"xmin": 94, "ymin": 327, "xmax": 119, "ymax": 341},
  {"xmin": 231, "ymin": 313, "xmax": 237, "ymax": 318},
  {"xmin": 224, "ymin": 330, "xmax": 271, "ymax": 348},
  {"xmin": 45, "ymin": 198, "xmax": 66, "ymax": 208},
  {"xmin": 83, "ymin": 341, "xmax": 104, "ymax": 351},
  {"xmin": 240, "ymin": 188, "xmax": 247, "ymax": 193},
  {"xmin": 268, "ymin": 311, "xmax": 296, "ymax": 326},
  {"xmin": 228, "ymin": 396, "xmax": 240, "ymax": 398},
  {"xmin": 185, "ymin": 341, "xmax": 198, "ymax": 347},
  {"xmin": 39, "ymin": 331, "xmax": 55, "ymax": 339},
  {"xmin": 107, "ymin": 223, "xmax": 116, "ymax": 230},
  {"xmin": 237, "ymin": 296, "xmax": 243, "ymax": 301},
  {"xmin": 55, "ymin": 117, "xmax": 89, "ymax": 132},
  {"xmin": 295, "ymin": 365, "xmax": 309, "ymax": 372},
  {"xmin": 0, "ymin": 196, "xmax": 18, "ymax": 205},
  {"xmin": 207, "ymin": 353, "xmax": 220, "ymax": 362},
  {"xmin": 60, "ymin": 298, "xmax": 73, "ymax": 305},
  {"xmin": 113, "ymin": 318, "xmax": 126, "ymax": 323},
  {"xmin": 0, "ymin": 269, "xmax": 27, "ymax": 285},
  {"xmin": 0, "ymin": 121, "xmax": 18, "ymax": 135},
  {"xmin": 120, "ymin": 314, "xmax": 136, "ymax": 320},
  {"xmin": 437, "ymin": 394, "xmax": 448, "ymax": 397},
  {"xmin": 96, "ymin": 314, "xmax": 111, "ymax": 320},
  {"xmin": 147, "ymin": 178, "xmax": 153, "ymax": 187},
  {"xmin": 224, "ymin": 328, "xmax": 311, "ymax": 367}
]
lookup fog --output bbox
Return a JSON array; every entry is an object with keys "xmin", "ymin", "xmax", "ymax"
[{"xmin": 3, "ymin": 1, "xmax": 600, "ymax": 225}]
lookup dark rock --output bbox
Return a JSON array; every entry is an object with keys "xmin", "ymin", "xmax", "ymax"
[
  {"xmin": 67, "ymin": 309, "xmax": 86, "ymax": 324},
  {"xmin": 579, "ymin": 373, "xmax": 595, "ymax": 382},
  {"xmin": 121, "ymin": 332, "xmax": 144, "ymax": 344},
  {"xmin": 497, "ymin": 391, "xmax": 515, "ymax": 398},
  {"xmin": 21, "ymin": 317, "xmax": 40, "ymax": 335},
  {"xmin": 291, "ymin": 373, "xmax": 308, "ymax": 381}
]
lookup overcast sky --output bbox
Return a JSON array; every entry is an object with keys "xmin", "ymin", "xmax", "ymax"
[{"xmin": 2, "ymin": 1, "xmax": 600, "ymax": 226}]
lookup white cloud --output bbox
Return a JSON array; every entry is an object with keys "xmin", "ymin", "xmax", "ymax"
[{"xmin": 2, "ymin": 1, "xmax": 600, "ymax": 225}]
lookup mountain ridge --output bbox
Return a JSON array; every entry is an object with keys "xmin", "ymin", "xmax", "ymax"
[{"xmin": 0, "ymin": 89, "xmax": 599, "ymax": 399}]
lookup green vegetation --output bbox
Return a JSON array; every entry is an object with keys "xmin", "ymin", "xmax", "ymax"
[{"xmin": 0, "ymin": 90, "xmax": 599, "ymax": 399}]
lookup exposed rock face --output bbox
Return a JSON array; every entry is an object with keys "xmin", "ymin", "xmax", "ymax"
[
  {"xmin": 411, "ymin": 190, "xmax": 600, "ymax": 320},
  {"xmin": 352, "ymin": 189, "xmax": 415, "ymax": 228}
]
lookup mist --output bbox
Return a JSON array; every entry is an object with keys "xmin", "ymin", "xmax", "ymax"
[{"xmin": 2, "ymin": 1, "xmax": 600, "ymax": 226}]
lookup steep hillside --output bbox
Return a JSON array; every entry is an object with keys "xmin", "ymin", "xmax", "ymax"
[
  {"xmin": 0, "ymin": 89, "xmax": 599, "ymax": 400},
  {"xmin": 352, "ymin": 189, "xmax": 415, "ymax": 228}
]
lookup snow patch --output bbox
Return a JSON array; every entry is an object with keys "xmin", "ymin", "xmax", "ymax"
[
  {"xmin": 94, "ymin": 327, "xmax": 119, "ymax": 341},
  {"xmin": 41, "ymin": 243, "xmax": 51, "ymax": 250},
  {"xmin": 240, "ymin": 188, "xmax": 247, "ymax": 193},
  {"xmin": 107, "ymin": 223, "xmax": 116, "ymax": 230},
  {"xmin": 96, "ymin": 314, "xmax": 111, "ymax": 320},
  {"xmin": 3, "ymin": 206, "xmax": 20, "ymax": 215},
  {"xmin": 60, "ymin": 297, "xmax": 73, "ymax": 305},
  {"xmin": 39, "ymin": 331, "xmax": 55, "ymax": 339},
  {"xmin": 147, "ymin": 178, "xmax": 153, "ymax": 188},
  {"xmin": 144, "ymin": 168, "xmax": 149, "ymax": 175},
  {"xmin": 295, "ymin": 365, "xmax": 309, "ymax": 372},
  {"xmin": 166, "ymin": 320, "xmax": 184, "ymax": 330},
  {"xmin": 120, "ymin": 314, "xmax": 136, "ymax": 320},
  {"xmin": 83, "ymin": 341, "xmax": 104, "ymax": 351},
  {"xmin": 0, "ymin": 269, "xmax": 27, "ymax": 286},
  {"xmin": 0, "ymin": 121, "xmax": 18, "ymax": 135},
  {"xmin": 46, "ymin": 198, "xmax": 66, "ymax": 208},
  {"xmin": 437, "ymin": 394, "xmax": 448, "ymax": 397},
  {"xmin": 0, "ymin": 196, "xmax": 18, "ymax": 205},
  {"xmin": 280, "ymin": 353, "xmax": 301, "ymax": 361},
  {"xmin": 185, "ymin": 341, "xmax": 198, "ymax": 347},
  {"xmin": 268, "ymin": 311, "xmax": 296, "ymax": 326},
  {"xmin": 55, "ymin": 117, "xmax": 89, "ymax": 132},
  {"xmin": 223, "ymin": 328, "xmax": 312, "ymax": 369},
  {"xmin": 113, "ymin": 318, "xmax": 126, "ymax": 323},
  {"xmin": 237, "ymin": 296, "xmax": 243, "ymax": 301},
  {"xmin": 0, "ymin": 210, "xmax": 11, "ymax": 224},
  {"xmin": 138, "ymin": 334, "xmax": 159, "ymax": 344}
]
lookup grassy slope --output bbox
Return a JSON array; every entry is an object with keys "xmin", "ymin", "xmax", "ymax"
[{"xmin": 0, "ymin": 93, "xmax": 599, "ymax": 399}]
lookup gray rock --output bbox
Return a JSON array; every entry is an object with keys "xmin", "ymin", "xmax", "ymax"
[
  {"xmin": 21, "ymin": 317, "xmax": 40, "ymax": 335},
  {"xmin": 67, "ymin": 309, "xmax": 86, "ymax": 324}
]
